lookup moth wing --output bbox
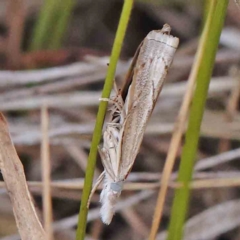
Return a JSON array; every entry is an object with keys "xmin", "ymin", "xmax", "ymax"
[{"xmin": 117, "ymin": 28, "xmax": 179, "ymax": 180}]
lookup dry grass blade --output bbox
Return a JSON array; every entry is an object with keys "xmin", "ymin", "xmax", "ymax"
[
  {"xmin": 122, "ymin": 208, "xmax": 149, "ymax": 238},
  {"xmin": 0, "ymin": 191, "xmax": 154, "ymax": 240},
  {"xmin": 195, "ymin": 147, "xmax": 240, "ymax": 170},
  {"xmin": 41, "ymin": 105, "xmax": 53, "ymax": 240},
  {"xmin": 0, "ymin": 62, "xmax": 105, "ymax": 87},
  {"xmin": 0, "ymin": 113, "xmax": 45, "ymax": 240},
  {"xmin": 57, "ymin": 190, "xmax": 155, "ymax": 228},
  {"xmin": 0, "ymin": 190, "xmax": 155, "ymax": 240},
  {"xmin": 0, "ymin": 92, "xmax": 100, "ymax": 111},
  {"xmin": 0, "ymin": 76, "xmax": 234, "ymax": 112},
  {"xmin": 157, "ymin": 199, "xmax": 240, "ymax": 240}
]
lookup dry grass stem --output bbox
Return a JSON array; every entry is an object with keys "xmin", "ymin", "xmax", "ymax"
[
  {"xmin": 121, "ymin": 208, "xmax": 149, "ymax": 238},
  {"xmin": 0, "ymin": 171, "xmax": 239, "ymax": 193},
  {"xmin": 0, "ymin": 76, "xmax": 236, "ymax": 112},
  {"xmin": 41, "ymin": 105, "xmax": 53, "ymax": 240},
  {"xmin": 0, "ymin": 61, "xmax": 108, "ymax": 87},
  {"xmin": 1, "ymin": 189, "xmax": 153, "ymax": 240}
]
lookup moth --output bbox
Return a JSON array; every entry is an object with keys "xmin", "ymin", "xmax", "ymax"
[{"xmin": 89, "ymin": 24, "xmax": 179, "ymax": 224}]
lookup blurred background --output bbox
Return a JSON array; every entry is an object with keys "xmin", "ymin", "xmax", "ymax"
[{"xmin": 0, "ymin": 0, "xmax": 240, "ymax": 240}]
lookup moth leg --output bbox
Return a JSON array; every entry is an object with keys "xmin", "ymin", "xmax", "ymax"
[
  {"xmin": 100, "ymin": 97, "xmax": 124, "ymax": 115},
  {"xmin": 99, "ymin": 97, "xmax": 122, "ymax": 109},
  {"xmin": 113, "ymin": 81, "xmax": 125, "ymax": 107},
  {"xmin": 107, "ymin": 122, "xmax": 122, "ymax": 128},
  {"xmin": 113, "ymin": 81, "xmax": 120, "ymax": 94},
  {"xmin": 99, "ymin": 97, "xmax": 110, "ymax": 102},
  {"xmin": 105, "ymin": 124, "xmax": 121, "ymax": 143},
  {"xmin": 108, "ymin": 127, "xmax": 119, "ymax": 150},
  {"xmin": 98, "ymin": 146, "xmax": 116, "ymax": 181},
  {"xmin": 87, "ymin": 171, "xmax": 105, "ymax": 208},
  {"xmin": 99, "ymin": 83, "xmax": 125, "ymax": 121}
]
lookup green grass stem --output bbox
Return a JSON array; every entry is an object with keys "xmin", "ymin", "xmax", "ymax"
[
  {"xmin": 30, "ymin": 0, "xmax": 57, "ymax": 50},
  {"xmin": 30, "ymin": 0, "xmax": 75, "ymax": 51},
  {"xmin": 48, "ymin": 0, "xmax": 76, "ymax": 49},
  {"xmin": 75, "ymin": 1, "xmax": 134, "ymax": 239},
  {"xmin": 167, "ymin": 1, "xmax": 228, "ymax": 239}
]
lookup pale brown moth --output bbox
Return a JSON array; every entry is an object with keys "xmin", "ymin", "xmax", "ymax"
[{"xmin": 89, "ymin": 24, "xmax": 179, "ymax": 224}]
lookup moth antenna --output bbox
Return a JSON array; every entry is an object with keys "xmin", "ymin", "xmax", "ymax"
[{"xmin": 87, "ymin": 171, "xmax": 105, "ymax": 208}]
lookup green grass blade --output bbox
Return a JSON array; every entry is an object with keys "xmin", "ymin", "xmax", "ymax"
[
  {"xmin": 29, "ymin": 0, "xmax": 57, "ymax": 50},
  {"xmin": 167, "ymin": 1, "xmax": 228, "ymax": 239},
  {"xmin": 75, "ymin": 1, "xmax": 134, "ymax": 239},
  {"xmin": 30, "ymin": 0, "xmax": 75, "ymax": 51},
  {"xmin": 48, "ymin": 0, "xmax": 76, "ymax": 50}
]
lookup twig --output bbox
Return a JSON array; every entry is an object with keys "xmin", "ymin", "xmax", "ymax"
[
  {"xmin": 195, "ymin": 147, "xmax": 240, "ymax": 170},
  {"xmin": 122, "ymin": 208, "xmax": 149, "ymax": 238},
  {"xmin": 0, "ymin": 71, "xmax": 107, "ymax": 102},
  {"xmin": 0, "ymin": 92, "xmax": 100, "ymax": 111},
  {"xmin": 11, "ymin": 123, "xmax": 94, "ymax": 145},
  {"xmin": 0, "ymin": 191, "xmax": 154, "ymax": 240},
  {"xmin": 89, "ymin": 219, "xmax": 103, "ymax": 240},
  {"xmin": 7, "ymin": 110, "xmax": 240, "ymax": 147},
  {"xmin": 64, "ymin": 144, "xmax": 101, "ymax": 176},
  {"xmin": 58, "ymin": 190, "xmax": 154, "ymax": 229},
  {"xmin": 0, "ymin": 76, "xmax": 235, "ymax": 111},
  {"xmin": 0, "ymin": 61, "xmax": 108, "ymax": 88},
  {"xmin": 0, "ymin": 170, "xmax": 239, "ymax": 193},
  {"xmin": 0, "ymin": 191, "xmax": 155, "ymax": 240},
  {"xmin": 0, "ymin": 49, "xmax": 237, "ymax": 88}
]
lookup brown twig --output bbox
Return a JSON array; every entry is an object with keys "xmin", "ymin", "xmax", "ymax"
[
  {"xmin": 6, "ymin": 0, "xmax": 26, "ymax": 69},
  {"xmin": 122, "ymin": 208, "xmax": 149, "ymax": 238},
  {"xmin": 0, "ymin": 61, "xmax": 108, "ymax": 88},
  {"xmin": 0, "ymin": 76, "xmax": 236, "ymax": 111},
  {"xmin": 0, "ymin": 170, "xmax": 239, "ymax": 193},
  {"xmin": 0, "ymin": 190, "xmax": 154, "ymax": 240}
]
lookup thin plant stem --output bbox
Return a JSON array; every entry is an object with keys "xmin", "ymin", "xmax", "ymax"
[
  {"xmin": 75, "ymin": 1, "xmax": 134, "ymax": 239},
  {"xmin": 41, "ymin": 105, "xmax": 53, "ymax": 240},
  {"xmin": 167, "ymin": 1, "xmax": 228, "ymax": 239},
  {"xmin": 148, "ymin": 25, "xmax": 196, "ymax": 240},
  {"xmin": 30, "ymin": 0, "xmax": 75, "ymax": 50},
  {"xmin": 48, "ymin": 0, "xmax": 76, "ymax": 49},
  {"xmin": 30, "ymin": 0, "xmax": 57, "ymax": 50}
]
